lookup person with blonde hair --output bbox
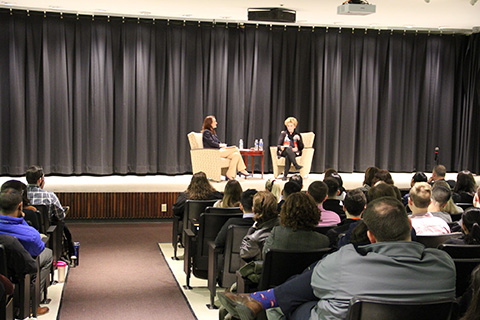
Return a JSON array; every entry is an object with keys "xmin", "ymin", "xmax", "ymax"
[
  {"xmin": 265, "ymin": 178, "xmax": 281, "ymax": 203},
  {"xmin": 214, "ymin": 179, "xmax": 243, "ymax": 208},
  {"xmin": 276, "ymin": 117, "xmax": 304, "ymax": 181},
  {"xmin": 202, "ymin": 115, "xmax": 251, "ymax": 181}
]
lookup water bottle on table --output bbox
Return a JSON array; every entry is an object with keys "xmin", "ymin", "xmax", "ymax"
[
  {"xmin": 259, "ymin": 139, "xmax": 263, "ymax": 151},
  {"xmin": 254, "ymin": 139, "xmax": 259, "ymax": 150},
  {"xmin": 239, "ymin": 139, "xmax": 244, "ymax": 150}
]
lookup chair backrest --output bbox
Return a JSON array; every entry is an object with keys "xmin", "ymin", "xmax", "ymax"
[
  {"xmin": 456, "ymin": 203, "xmax": 473, "ymax": 211},
  {"xmin": 300, "ymin": 132, "xmax": 315, "ymax": 148},
  {"xmin": 184, "ymin": 199, "xmax": 218, "ymax": 232},
  {"xmin": 0, "ymin": 245, "xmax": 7, "ymax": 277},
  {"xmin": 314, "ymin": 225, "xmax": 337, "ymax": 235},
  {"xmin": 187, "ymin": 131, "xmax": 203, "ymax": 149},
  {"xmin": 415, "ymin": 232, "xmax": 463, "ymax": 248},
  {"xmin": 23, "ymin": 209, "xmax": 42, "ymax": 232},
  {"xmin": 192, "ymin": 212, "xmax": 243, "ymax": 279},
  {"xmin": 258, "ymin": 248, "xmax": 332, "ymax": 290},
  {"xmin": 32, "ymin": 204, "xmax": 50, "ymax": 234},
  {"xmin": 205, "ymin": 207, "xmax": 242, "ymax": 214},
  {"xmin": 449, "ymin": 213, "xmax": 462, "ymax": 222},
  {"xmin": 346, "ymin": 297, "xmax": 458, "ymax": 320},
  {"xmin": 222, "ymin": 225, "xmax": 251, "ymax": 287},
  {"xmin": 438, "ymin": 244, "xmax": 480, "ymax": 297}
]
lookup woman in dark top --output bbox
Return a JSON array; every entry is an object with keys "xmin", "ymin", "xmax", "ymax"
[
  {"xmin": 453, "ymin": 170, "xmax": 477, "ymax": 207},
  {"xmin": 276, "ymin": 117, "xmax": 304, "ymax": 181},
  {"xmin": 445, "ymin": 207, "xmax": 480, "ymax": 245},
  {"xmin": 172, "ymin": 172, "xmax": 223, "ymax": 220},
  {"xmin": 201, "ymin": 115, "xmax": 250, "ymax": 181}
]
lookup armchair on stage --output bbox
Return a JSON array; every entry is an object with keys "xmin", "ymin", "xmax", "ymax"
[
  {"xmin": 187, "ymin": 132, "xmax": 230, "ymax": 182},
  {"xmin": 270, "ymin": 132, "xmax": 315, "ymax": 179}
]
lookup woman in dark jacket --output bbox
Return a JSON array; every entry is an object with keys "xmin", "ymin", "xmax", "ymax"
[
  {"xmin": 453, "ymin": 170, "xmax": 477, "ymax": 208},
  {"xmin": 445, "ymin": 207, "xmax": 480, "ymax": 245},
  {"xmin": 277, "ymin": 117, "xmax": 304, "ymax": 181},
  {"xmin": 201, "ymin": 115, "xmax": 250, "ymax": 181}
]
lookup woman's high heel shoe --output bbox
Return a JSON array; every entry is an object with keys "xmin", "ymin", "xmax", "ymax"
[{"xmin": 238, "ymin": 171, "xmax": 253, "ymax": 179}]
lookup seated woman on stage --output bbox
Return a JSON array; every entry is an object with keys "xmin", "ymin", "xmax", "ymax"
[
  {"xmin": 201, "ymin": 115, "xmax": 251, "ymax": 181},
  {"xmin": 172, "ymin": 172, "xmax": 223, "ymax": 221},
  {"xmin": 276, "ymin": 117, "xmax": 304, "ymax": 181},
  {"xmin": 214, "ymin": 179, "xmax": 243, "ymax": 208}
]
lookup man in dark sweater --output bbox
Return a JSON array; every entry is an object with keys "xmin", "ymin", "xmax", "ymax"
[{"xmin": 215, "ymin": 189, "xmax": 258, "ymax": 251}]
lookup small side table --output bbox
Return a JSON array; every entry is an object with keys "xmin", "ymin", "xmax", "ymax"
[{"xmin": 240, "ymin": 149, "xmax": 265, "ymax": 179}]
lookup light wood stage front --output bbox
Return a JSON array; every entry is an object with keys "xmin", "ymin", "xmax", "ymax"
[{"xmin": 1, "ymin": 173, "xmax": 477, "ymax": 220}]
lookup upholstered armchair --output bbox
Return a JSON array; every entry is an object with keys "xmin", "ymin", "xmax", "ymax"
[
  {"xmin": 269, "ymin": 132, "xmax": 315, "ymax": 179},
  {"xmin": 187, "ymin": 132, "xmax": 231, "ymax": 182}
]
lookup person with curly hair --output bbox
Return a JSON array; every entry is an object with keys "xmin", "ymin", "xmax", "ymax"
[{"xmin": 262, "ymin": 192, "xmax": 330, "ymax": 259}]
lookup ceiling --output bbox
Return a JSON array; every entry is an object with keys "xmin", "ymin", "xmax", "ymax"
[{"xmin": 1, "ymin": 0, "xmax": 479, "ymax": 33}]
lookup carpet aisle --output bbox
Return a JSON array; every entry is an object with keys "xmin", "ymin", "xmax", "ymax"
[{"xmin": 59, "ymin": 222, "xmax": 196, "ymax": 320}]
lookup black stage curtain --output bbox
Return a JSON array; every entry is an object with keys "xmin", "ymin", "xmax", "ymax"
[{"xmin": 0, "ymin": 10, "xmax": 478, "ymax": 175}]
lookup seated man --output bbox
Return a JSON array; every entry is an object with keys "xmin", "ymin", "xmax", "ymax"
[
  {"xmin": 427, "ymin": 184, "xmax": 454, "ymax": 223},
  {"xmin": 409, "ymin": 182, "xmax": 450, "ymax": 235},
  {"xmin": 277, "ymin": 181, "xmax": 301, "ymax": 212},
  {"xmin": 308, "ymin": 180, "xmax": 341, "ymax": 226},
  {"xmin": 218, "ymin": 197, "xmax": 456, "ymax": 320},
  {"xmin": 322, "ymin": 176, "xmax": 345, "ymax": 220},
  {"xmin": 215, "ymin": 189, "xmax": 258, "ymax": 251},
  {"xmin": 0, "ymin": 188, "xmax": 52, "ymax": 315},
  {"xmin": 26, "ymin": 165, "xmax": 75, "ymax": 260}
]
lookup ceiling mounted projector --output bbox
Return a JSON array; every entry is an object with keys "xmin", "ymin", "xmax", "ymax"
[
  {"xmin": 338, "ymin": 0, "xmax": 376, "ymax": 15},
  {"xmin": 248, "ymin": 8, "xmax": 296, "ymax": 23}
]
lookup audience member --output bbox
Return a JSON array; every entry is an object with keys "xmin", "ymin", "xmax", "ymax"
[
  {"xmin": 172, "ymin": 172, "xmax": 223, "ymax": 221},
  {"xmin": 0, "ymin": 188, "xmax": 52, "ymax": 315},
  {"xmin": 218, "ymin": 197, "xmax": 456, "ymax": 320},
  {"xmin": 321, "ymin": 177, "xmax": 344, "ymax": 220},
  {"xmin": 239, "ymin": 192, "xmax": 279, "ymax": 262},
  {"xmin": 360, "ymin": 166, "xmax": 379, "ymax": 195},
  {"xmin": 453, "ymin": 170, "xmax": 477, "ymax": 207},
  {"xmin": 263, "ymin": 192, "xmax": 329, "ymax": 258},
  {"xmin": 324, "ymin": 169, "xmax": 346, "ymax": 197},
  {"xmin": 372, "ymin": 169, "xmax": 402, "ymax": 200},
  {"xmin": 308, "ymin": 180, "xmax": 341, "ymax": 226},
  {"xmin": 428, "ymin": 164, "xmax": 456, "ymax": 189},
  {"xmin": 215, "ymin": 189, "xmax": 258, "ymax": 251},
  {"xmin": 428, "ymin": 184, "xmax": 454, "ymax": 223},
  {"xmin": 434, "ymin": 180, "xmax": 465, "ymax": 214},
  {"xmin": 459, "ymin": 265, "xmax": 480, "ymax": 320},
  {"xmin": 367, "ymin": 182, "xmax": 398, "ymax": 202},
  {"xmin": 409, "ymin": 182, "xmax": 450, "ymax": 235},
  {"xmin": 444, "ymin": 207, "xmax": 480, "ymax": 245},
  {"xmin": 1, "ymin": 180, "xmax": 43, "ymax": 230},
  {"xmin": 265, "ymin": 179, "xmax": 281, "ymax": 203},
  {"xmin": 326, "ymin": 188, "xmax": 366, "ymax": 248},
  {"xmin": 277, "ymin": 181, "xmax": 301, "ymax": 212},
  {"xmin": 289, "ymin": 174, "xmax": 303, "ymax": 189},
  {"xmin": 402, "ymin": 172, "xmax": 428, "ymax": 208},
  {"xmin": 214, "ymin": 179, "xmax": 243, "ymax": 208}
]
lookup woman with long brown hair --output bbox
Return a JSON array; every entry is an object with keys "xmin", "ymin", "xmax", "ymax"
[{"xmin": 202, "ymin": 115, "xmax": 251, "ymax": 181}]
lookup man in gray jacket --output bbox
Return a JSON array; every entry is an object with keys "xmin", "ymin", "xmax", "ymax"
[{"xmin": 219, "ymin": 197, "xmax": 456, "ymax": 320}]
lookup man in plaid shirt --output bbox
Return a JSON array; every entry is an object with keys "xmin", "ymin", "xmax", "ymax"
[{"xmin": 26, "ymin": 165, "xmax": 65, "ymax": 221}]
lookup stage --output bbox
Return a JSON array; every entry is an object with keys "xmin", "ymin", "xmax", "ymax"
[{"xmin": 1, "ymin": 172, "xmax": 477, "ymax": 220}]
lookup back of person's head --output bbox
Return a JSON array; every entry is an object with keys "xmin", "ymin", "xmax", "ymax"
[
  {"xmin": 363, "ymin": 166, "xmax": 380, "ymax": 187},
  {"xmin": 26, "ymin": 165, "xmax": 44, "ymax": 184},
  {"xmin": 409, "ymin": 182, "xmax": 432, "ymax": 209},
  {"xmin": 454, "ymin": 170, "xmax": 477, "ymax": 194},
  {"xmin": 324, "ymin": 168, "xmax": 337, "ymax": 178},
  {"xmin": 433, "ymin": 165, "xmax": 447, "ymax": 178},
  {"xmin": 265, "ymin": 179, "xmax": 281, "ymax": 202},
  {"xmin": 412, "ymin": 172, "xmax": 428, "ymax": 184},
  {"xmin": 221, "ymin": 180, "xmax": 242, "ymax": 207},
  {"xmin": 202, "ymin": 115, "xmax": 216, "ymax": 133},
  {"xmin": 241, "ymin": 189, "xmax": 258, "ymax": 212},
  {"xmin": 0, "ymin": 188, "xmax": 22, "ymax": 214},
  {"xmin": 186, "ymin": 171, "xmax": 216, "ymax": 199},
  {"xmin": 283, "ymin": 181, "xmax": 302, "ymax": 199},
  {"xmin": 344, "ymin": 188, "xmax": 367, "ymax": 217},
  {"xmin": 363, "ymin": 197, "xmax": 411, "ymax": 242},
  {"xmin": 374, "ymin": 169, "xmax": 394, "ymax": 185},
  {"xmin": 461, "ymin": 265, "xmax": 480, "ymax": 320},
  {"xmin": 307, "ymin": 181, "xmax": 328, "ymax": 204},
  {"xmin": 323, "ymin": 177, "xmax": 339, "ymax": 198},
  {"xmin": 329, "ymin": 173, "xmax": 344, "ymax": 191},
  {"xmin": 431, "ymin": 184, "xmax": 452, "ymax": 207},
  {"xmin": 289, "ymin": 174, "xmax": 303, "ymax": 188},
  {"xmin": 280, "ymin": 192, "xmax": 320, "ymax": 231},
  {"xmin": 462, "ymin": 207, "xmax": 480, "ymax": 245},
  {"xmin": 252, "ymin": 191, "xmax": 278, "ymax": 224},
  {"xmin": 367, "ymin": 183, "xmax": 397, "ymax": 202},
  {"xmin": 1, "ymin": 180, "xmax": 30, "ymax": 206}
]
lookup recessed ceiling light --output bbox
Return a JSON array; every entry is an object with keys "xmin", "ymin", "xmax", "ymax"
[
  {"xmin": 1, "ymin": 1, "xmax": 15, "ymax": 5},
  {"xmin": 140, "ymin": 11, "xmax": 151, "ymax": 15},
  {"xmin": 95, "ymin": 9, "xmax": 107, "ymax": 12},
  {"xmin": 49, "ymin": 5, "xmax": 61, "ymax": 9},
  {"xmin": 404, "ymin": 25, "xmax": 414, "ymax": 28},
  {"xmin": 220, "ymin": 16, "xmax": 231, "ymax": 19},
  {"xmin": 182, "ymin": 14, "xmax": 192, "ymax": 17}
]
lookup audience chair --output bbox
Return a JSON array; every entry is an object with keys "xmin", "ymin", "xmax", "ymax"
[
  {"xmin": 237, "ymin": 248, "xmax": 333, "ymax": 293},
  {"xmin": 172, "ymin": 199, "xmax": 218, "ymax": 260},
  {"xmin": 270, "ymin": 132, "xmax": 315, "ymax": 179},
  {"xmin": 207, "ymin": 224, "xmax": 250, "ymax": 309},
  {"xmin": 33, "ymin": 205, "xmax": 61, "ymax": 262},
  {"xmin": 455, "ymin": 203, "xmax": 473, "ymax": 211},
  {"xmin": 0, "ymin": 245, "xmax": 14, "ymax": 320},
  {"xmin": 205, "ymin": 207, "xmax": 242, "ymax": 214},
  {"xmin": 415, "ymin": 232, "xmax": 463, "ymax": 248},
  {"xmin": 23, "ymin": 209, "xmax": 42, "ymax": 232},
  {"xmin": 345, "ymin": 297, "xmax": 458, "ymax": 320},
  {"xmin": 184, "ymin": 212, "xmax": 243, "ymax": 289},
  {"xmin": 314, "ymin": 225, "xmax": 337, "ymax": 235},
  {"xmin": 187, "ymin": 132, "xmax": 231, "ymax": 182},
  {"xmin": 450, "ymin": 213, "xmax": 462, "ymax": 222},
  {"xmin": 438, "ymin": 244, "xmax": 480, "ymax": 297}
]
